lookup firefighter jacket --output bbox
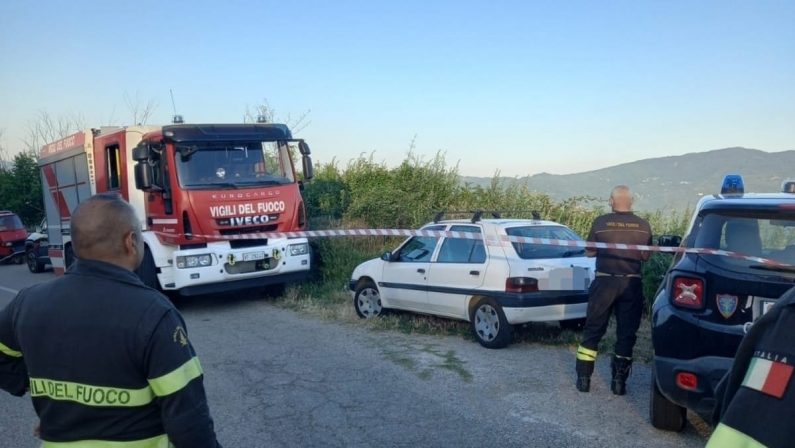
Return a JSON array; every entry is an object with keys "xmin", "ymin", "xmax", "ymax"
[
  {"xmin": 586, "ymin": 211, "xmax": 652, "ymax": 275},
  {"xmin": 707, "ymin": 286, "xmax": 795, "ymax": 448},
  {"xmin": 0, "ymin": 258, "xmax": 220, "ymax": 447}
]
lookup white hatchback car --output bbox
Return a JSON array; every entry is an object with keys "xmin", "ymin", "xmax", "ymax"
[{"xmin": 349, "ymin": 218, "xmax": 595, "ymax": 348}]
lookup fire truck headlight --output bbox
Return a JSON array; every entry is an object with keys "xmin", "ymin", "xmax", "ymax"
[
  {"xmin": 289, "ymin": 243, "xmax": 309, "ymax": 256},
  {"xmin": 4, "ymin": 242, "xmax": 12, "ymax": 247},
  {"xmin": 176, "ymin": 254, "xmax": 213, "ymax": 269}
]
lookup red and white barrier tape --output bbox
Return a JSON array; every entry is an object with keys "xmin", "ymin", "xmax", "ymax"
[{"xmin": 154, "ymin": 228, "xmax": 795, "ymax": 269}]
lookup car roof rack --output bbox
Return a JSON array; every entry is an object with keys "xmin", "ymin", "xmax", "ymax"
[{"xmin": 431, "ymin": 210, "xmax": 542, "ymax": 222}]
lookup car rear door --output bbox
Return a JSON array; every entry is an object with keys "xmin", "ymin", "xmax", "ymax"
[{"xmin": 425, "ymin": 224, "xmax": 487, "ymax": 319}]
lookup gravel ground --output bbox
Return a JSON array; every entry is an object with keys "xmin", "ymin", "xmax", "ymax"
[{"xmin": 0, "ymin": 265, "xmax": 708, "ymax": 447}]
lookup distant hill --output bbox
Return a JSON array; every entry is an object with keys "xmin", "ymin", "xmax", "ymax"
[{"xmin": 461, "ymin": 147, "xmax": 795, "ymax": 212}]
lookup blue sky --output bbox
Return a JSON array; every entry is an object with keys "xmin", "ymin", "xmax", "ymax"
[{"xmin": 1, "ymin": 0, "xmax": 793, "ymax": 176}]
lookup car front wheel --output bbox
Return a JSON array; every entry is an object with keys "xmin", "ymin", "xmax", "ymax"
[
  {"xmin": 354, "ymin": 280, "xmax": 383, "ymax": 319},
  {"xmin": 650, "ymin": 367, "xmax": 687, "ymax": 431},
  {"xmin": 470, "ymin": 297, "xmax": 513, "ymax": 349}
]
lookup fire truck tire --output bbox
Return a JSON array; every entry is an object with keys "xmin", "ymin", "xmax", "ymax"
[
  {"xmin": 64, "ymin": 245, "xmax": 75, "ymax": 269},
  {"xmin": 26, "ymin": 248, "xmax": 45, "ymax": 273},
  {"xmin": 136, "ymin": 247, "xmax": 160, "ymax": 290}
]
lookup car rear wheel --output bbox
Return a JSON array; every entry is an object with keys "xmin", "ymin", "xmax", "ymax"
[
  {"xmin": 650, "ymin": 367, "xmax": 687, "ymax": 431},
  {"xmin": 470, "ymin": 297, "xmax": 513, "ymax": 349},
  {"xmin": 26, "ymin": 248, "xmax": 45, "ymax": 273},
  {"xmin": 354, "ymin": 281, "xmax": 383, "ymax": 319}
]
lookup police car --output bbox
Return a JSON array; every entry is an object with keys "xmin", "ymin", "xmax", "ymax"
[
  {"xmin": 349, "ymin": 214, "xmax": 595, "ymax": 348},
  {"xmin": 650, "ymin": 175, "xmax": 795, "ymax": 431}
]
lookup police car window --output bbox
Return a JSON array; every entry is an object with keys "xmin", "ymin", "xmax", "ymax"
[
  {"xmin": 437, "ymin": 225, "xmax": 486, "ymax": 263},
  {"xmin": 395, "ymin": 225, "xmax": 445, "ymax": 262},
  {"xmin": 695, "ymin": 212, "xmax": 795, "ymax": 267},
  {"xmin": 505, "ymin": 225, "xmax": 585, "ymax": 260}
]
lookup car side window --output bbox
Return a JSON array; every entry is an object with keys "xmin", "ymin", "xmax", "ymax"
[
  {"xmin": 436, "ymin": 225, "xmax": 486, "ymax": 263},
  {"xmin": 395, "ymin": 225, "xmax": 445, "ymax": 262}
]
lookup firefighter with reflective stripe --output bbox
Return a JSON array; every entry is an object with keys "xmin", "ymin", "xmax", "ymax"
[
  {"xmin": 575, "ymin": 185, "xmax": 652, "ymax": 394},
  {"xmin": 0, "ymin": 193, "xmax": 220, "ymax": 447},
  {"xmin": 706, "ymin": 286, "xmax": 795, "ymax": 448}
]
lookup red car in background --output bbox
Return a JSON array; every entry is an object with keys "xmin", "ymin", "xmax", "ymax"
[{"xmin": 0, "ymin": 211, "xmax": 27, "ymax": 264}]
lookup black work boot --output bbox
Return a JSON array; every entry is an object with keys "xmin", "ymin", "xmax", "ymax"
[
  {"xmin": 576, "ymin": 359, "xmax": 595, "ymax": 393},
  {"xmin": 611, "ymin": 355, "xmax": 632, "ymax": 395}
]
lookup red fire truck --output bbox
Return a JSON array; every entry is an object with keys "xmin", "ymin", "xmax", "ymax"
[{"xmin": 38, "ymin": 123, "xmax": 314, "ymax": 296}]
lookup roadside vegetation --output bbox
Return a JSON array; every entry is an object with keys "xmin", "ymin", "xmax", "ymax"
[
  {"xmin": 0, "ymin": 151, "xmax": 43, "ymax": 227},
  {"xmin": 280, "ymin": 152, "xmax": 692, "ymax": 361}
]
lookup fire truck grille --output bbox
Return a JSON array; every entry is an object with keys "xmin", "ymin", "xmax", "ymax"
[
  {"xmin": 224, "ymin": 258, "xmax": 279, "ymax": 275},
  {"xmin": 229, "ymin": 239, "xmax": 268, "ymax": 249},
  {"xmin": 219, "ymin": 225, "xmax": 278, "ymax": 236}
]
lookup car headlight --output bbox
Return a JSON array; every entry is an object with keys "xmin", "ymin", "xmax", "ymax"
[
  {"xmin": 289, "ymin": 243, "xmax": 309, "ymax": 256},
  {"xmin": 176, "ymin": 254, "xmax": 213, "ymax": 269}
]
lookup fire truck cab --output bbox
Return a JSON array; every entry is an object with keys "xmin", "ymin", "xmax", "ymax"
[{"xmin": 38, "ymin": 123, "xmax": 314, "ymax": 296}]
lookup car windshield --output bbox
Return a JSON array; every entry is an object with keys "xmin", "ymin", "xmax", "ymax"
[
  {"xmin": 175, "ymin": 140, "xmax": 296, "ymax": 189},
  {"xmin": 505, "ymin": 225, "xmax": 585, "ymax": 259},
  {"xmin": 691, "ymin": 209, "xmax": 795, "ymax": 272},
  {"xmin": 0, "ymin": 215, "xmax": 24, "ymax": 231}
]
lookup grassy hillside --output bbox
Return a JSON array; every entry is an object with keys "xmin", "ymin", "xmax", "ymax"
[{"xmin": 462, "ymin": 147, "xmax": 795, "ymax": 211}]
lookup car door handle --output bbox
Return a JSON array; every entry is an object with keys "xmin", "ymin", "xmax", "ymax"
[
  {"xmin": 469, "ymin": 270, "xmax": 480, "ymax": 276},
  {"xmin": 417, "ymin": 268, "xmax": 426, "ymax": 274}
]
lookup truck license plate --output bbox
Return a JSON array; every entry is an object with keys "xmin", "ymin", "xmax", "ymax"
[{"xmin": 242, "ymin": 251, "xmax": 266, "ymax": 262}]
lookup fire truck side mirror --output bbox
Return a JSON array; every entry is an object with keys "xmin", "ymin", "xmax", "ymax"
[
  {"xmin": 132, "ymin": 144, "xmax": 150, "ymax": 161},
  {"xmin": 298, "ymin": 141, "xmax": 311, "ymax": 156},
  {"xmin": 302, "ymin": 155, "xmax": 314, "ymax": 181},
  {"xmin": 134, "ymin": 162, "xmax": 154, "ymax": 190}
]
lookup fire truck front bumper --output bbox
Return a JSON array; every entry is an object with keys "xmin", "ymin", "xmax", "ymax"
[{"xmin": 165, "ymin": 239, "xmax": 312, "ymax": 296}]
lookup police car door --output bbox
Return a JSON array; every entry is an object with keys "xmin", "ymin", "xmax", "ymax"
[
  {"xmin": 425, "ymin": 225, "xmax": 487, "ymax": 318},
  {"xmin": 379, "ymin": 225, "xmax": 444, "ymax": 312}
]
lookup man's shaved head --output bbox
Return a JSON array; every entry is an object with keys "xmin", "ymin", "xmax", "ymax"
[
  {"xmin": 71, "ymin": 194, "xmax": 143, "ymax": 268},
  {"xmin": 609, "ymin": 185, "xmax": 634, "ymax": 212}
]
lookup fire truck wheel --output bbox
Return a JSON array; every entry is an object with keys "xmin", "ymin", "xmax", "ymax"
[
  {"xmin": 136, "ymin": 247, "xmax": 159, "ymax": 290},
  {"xmin": 64, "ymin": 245, "xmax": 75, "ymax": 269},
  {"xmin": 26, "ymin": 248, "xmax": 45, "ymax": 273}
]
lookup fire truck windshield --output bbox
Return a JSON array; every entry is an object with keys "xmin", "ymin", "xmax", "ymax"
[{"xmin": 176, "ymin": 140, "xmax": 296, "ymax": 189}]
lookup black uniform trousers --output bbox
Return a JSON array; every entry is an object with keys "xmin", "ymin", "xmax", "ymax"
[{"xmin": 580, "ymin": 276, "xmax": 644, "ymax": 358}]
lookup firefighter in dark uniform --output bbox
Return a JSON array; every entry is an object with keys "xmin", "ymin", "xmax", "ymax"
[
  {"xmin": 575, "ymin": 185, "xmax": 652, "ymax": 394},
  {"xmin": 707, "ymin": 286, "xmax": 795, "ymax": 447},
  {"xmin": 0, "ymin": 193, "xmax": 221, "ymax": 447}
]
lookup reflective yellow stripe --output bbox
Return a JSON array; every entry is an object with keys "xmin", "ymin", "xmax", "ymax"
[
  {"xmin": 0, "ymin": 341, "xmax": 22, "ymax": 358},
  {"xmin": 148, "ymin": 356, "xmax": 203, "ymax": 397},
  {"xmin": 29, "ymin": 378, "xmax": 154, "ymax": 407},
  {"xmin": 576, "ymin": 346, "xmax": 598, "ymax": 361},
  {"xmin": 42, "ymin": 434, "xmax": 172, "ymax": 447},
  {"xmin": 706, "ymin": 423, "xmax": 766, "ymax": 448}
]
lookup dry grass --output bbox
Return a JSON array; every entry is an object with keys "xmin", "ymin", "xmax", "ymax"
[{"xmin": 276, "ymin": 284, "xmax": 655, "ymax": 363}]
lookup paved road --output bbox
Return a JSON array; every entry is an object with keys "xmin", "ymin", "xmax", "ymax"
[{"xmin": 0, "ymin": 264, "xmax": 708, "ymax": 447}]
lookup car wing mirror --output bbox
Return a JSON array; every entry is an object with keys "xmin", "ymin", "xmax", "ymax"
[
  {"xmin": 381, "ymin": 251, "xmax": 393, "ymax": 262},
  {"xmin": 657, "ymin": 235, "xmax": 682, "ymax": 247}
]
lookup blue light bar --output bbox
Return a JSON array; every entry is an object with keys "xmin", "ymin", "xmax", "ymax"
[{"xmin": 721, "ymin": 174, "xmax": 744, "ymax": 195}]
